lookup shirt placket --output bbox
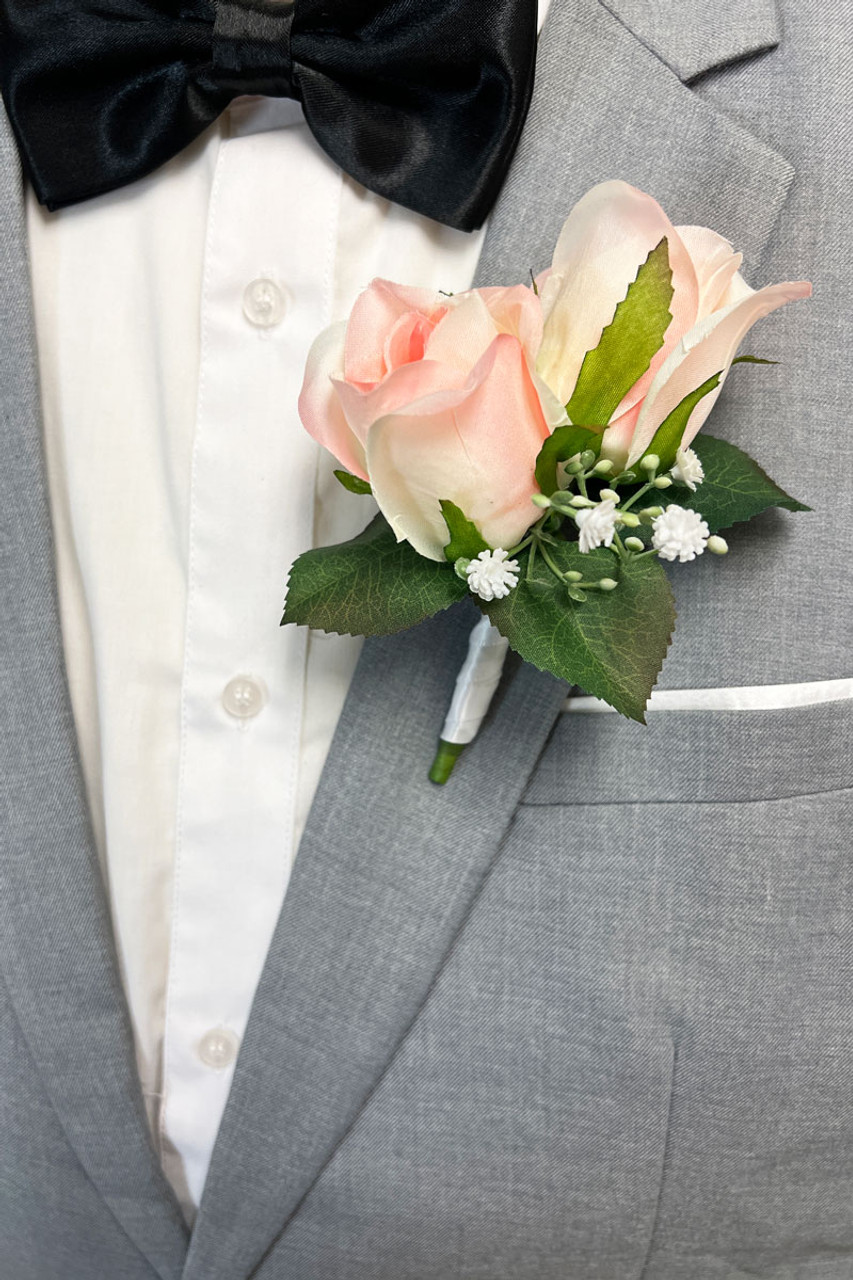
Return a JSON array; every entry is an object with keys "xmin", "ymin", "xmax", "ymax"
[{"xmin": 160, "ymin": 109, "xmax": 342, "ymax": 1218}]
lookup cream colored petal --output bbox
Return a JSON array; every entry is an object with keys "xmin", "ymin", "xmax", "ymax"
[
  {"xmin": 627, "ymin": 279, "xmax": 813, "ymax": 465},
  {"xmin": 675, "ymin": 225, "xmax": 745, "ymax": 318},
  {"xmin": 423, "ymin": 292, "xmax": 502, "ymax": 373},
  {"xmin": 537, "ymin": 181, "xmax": 699, "ymax": 409}
]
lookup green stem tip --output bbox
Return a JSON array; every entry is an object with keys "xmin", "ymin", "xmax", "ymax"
[{"xmin": 428, "ymin": 739, "xmax": 467, "ymax": 785}]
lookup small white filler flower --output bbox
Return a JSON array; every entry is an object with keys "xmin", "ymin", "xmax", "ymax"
[
  {"xmin": 652, "ymin": 504, "xmax": 710, "ymax": 562},
  {"xmin": 465, "ymin": 549, "xmax": 520, "ymax": 601},
  {"xmin": 575, "ymin": 498, "xmax": 619, "ymax": 554},
  {"xmin": 670, "ymin": 446, "xmax": 705, "ymax": 491}
]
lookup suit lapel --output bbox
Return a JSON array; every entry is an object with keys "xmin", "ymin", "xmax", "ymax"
[
  {"xmin": 184, "ymin": 609, "xmax": 566, "ymax": 1280},
  {"xmin": 0, "ymin": 111, "xmax": 189, "ymax": 1280},
  {"xmin": 187, "ymin": 3, "xmax": 796, "ymax": 1277},
  {"xmin": 478, "ymin": 0, "xmax": 793, "ymax": 286}
]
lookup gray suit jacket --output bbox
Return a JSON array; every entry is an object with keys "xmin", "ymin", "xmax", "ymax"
[{"xmin": 2, "ymin": 1, "xmax": 850, "ymax": 1276}]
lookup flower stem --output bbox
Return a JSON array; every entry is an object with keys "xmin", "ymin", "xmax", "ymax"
[
  {"xmin": 428, "ymin": 739, "xmax": 467, "ymax": 785},
  {"xmin": 526, "ymin": 539, "xmax": 538, "ymax": 580},
  {"xmin": 612, "ymin": 530, "xmax": 629, "ymax": 560},
  {"xmin": 618, "ymin": 481, "xmax": 654, "ymax": 513},
  {"xmin": 537, "ymin": 539, "xmax": 569, "ymax": 583}
]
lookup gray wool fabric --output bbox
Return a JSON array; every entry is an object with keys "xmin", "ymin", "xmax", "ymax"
[{"xmin": 1, "ymin": 1, "xmax": 852, "ymax": 1277}]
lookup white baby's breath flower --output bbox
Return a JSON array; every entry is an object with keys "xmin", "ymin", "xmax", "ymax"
[
  {"xmin": 670, "ymin": 446, "xmax": 705, "ymax": 491},
  {"xmin": 575, "ymin": 498, "xmax": 619, "ymax": 554},
  {"xmin": 465, "ymin": 549, "xmax": 520, "ymax": 601},
  {"xmin": 652, "ymin": 504, "xmax": 710, "ymax": 562}
]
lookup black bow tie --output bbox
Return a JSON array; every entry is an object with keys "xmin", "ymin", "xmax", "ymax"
[{"xmin": 0, "ymin": 0, "xmax": 538, "ymax": 231}]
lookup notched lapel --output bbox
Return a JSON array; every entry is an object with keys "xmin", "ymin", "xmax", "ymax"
[
  {"xmin": 480, "ymin": 0, "xmax": 794, "ymax": 289},
  {"xmin": 0, "ymin": 109, "xmax": 189, "ymax": 1280},
  {"xmin": 601, "ymin": 0, "xmax": 781, "ymax": 84},
  {"xmin": 184, "ymin": 606, "xmax": 567, "ymax": 1280}
]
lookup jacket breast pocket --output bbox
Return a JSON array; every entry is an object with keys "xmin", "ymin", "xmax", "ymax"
[
  {"xmin": 515, "ymin": 693, "xmax": 853, "ymax": 1274},
  {"xmin": 522, "ymin": 692, "xmax": 853, "ymax": 807}
]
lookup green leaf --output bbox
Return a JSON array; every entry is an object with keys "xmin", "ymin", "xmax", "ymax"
[
  {"xmin": 334, "ymin": 469, "xmax": 373, "ymax": 496},
  {"xmin": 645, "ymin": 371, "xmax": 722, "ymax": 471},
  {"xmin": 482, "ymin": 542, "xmax": 676, "ymax": 722},
  {"xmin": 731, "ymin": 355, "xmax": 779, "ymax": 367},
  {"xmin": 440, "ymin": 499, "xmax": 490, "ymax": 562},
  {"xmin": 282, "ymin": 513, "xmax": 466, "ymax": 636},
  {"xmin": 566, "ymin": 237, "xmax": 674, "ymax": 427},
  {"xmin": 534, "ymin": 425, "xmax": 601, "ymax": 497},
  {"xmin": 677, "ymin": 435, "xmax": 810, "ymax": 534}
]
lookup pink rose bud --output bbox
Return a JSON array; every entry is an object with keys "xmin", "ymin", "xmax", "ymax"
[
  {"xmin": 535, "ymin": 180, "xmax": 811, "ymax": 470},
  {"xmin": 298, "ymin": 279, "xmax": 565, "ymax": 560}
]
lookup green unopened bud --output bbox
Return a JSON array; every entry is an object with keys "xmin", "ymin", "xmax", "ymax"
[
  {"xmin": 624, "ymin": 537, "xmax": 645, "ymax": 552},
  {"xmin": 579, "ymin": 449, "xmax": 597, "ymax": 469},
  {"xmin": 707, "ymin": 535, "xmax": 729, "ymax": 555},
  {"xmin": 592, "ymin": 459, "xmax": 614, "ymax": 476},
  {"xmin": 619, "ymin": 470, "xmax": 638, "ymax": 484},
  {"xmin": 564, "ymin": 456, "xmax": 585, "ymax": 475},
  {"xmin": 598, "ymin": 578, "xmax": 618, "ymax": 591},
  {"xmin": 531, "ymin": 492, "xmax": 551, "ymax": 508},
  {"xmin": 454, "ymin": 557, "xmax": 471, "ymax": 580},
  {"xmin": 599, "ymin": 488, "xmax": 620, "ymax": 502},
  {"xmin": 569, "ymin": 494, "xmax": 596, "ymax": 508},
  {"xmin": 549, "ymin": 490, "xmax": 577, "ymax": 510},
  {"xmin": 565, "ymin": 570, "xmax": 583, "ymax": 582},
  {"xmin": 640, "ymin": 453, "xmax": 660, "ymax": 473},
  {"xmin": 619, "ymin": 512, "xmax": 641, "ymax": 528},
  {"xmin": 567, "ymin": 586, "xmax": 587, "ymax": 603},
  {"xmin": 653, "ymin": 475, "xmax": 673, "ymax": 489},
  {"xmin": 640, "ymin": 505, "xmax": 664, "ymax": 518}
]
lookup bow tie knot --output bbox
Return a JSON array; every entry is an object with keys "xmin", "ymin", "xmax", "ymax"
[
  {"xmin": 212, "ymin": 0, "xmax": 296, "ymax": 100},
  {"xmin": 0, "ymin": 0, "xmax": 538, "ymax": 230}
]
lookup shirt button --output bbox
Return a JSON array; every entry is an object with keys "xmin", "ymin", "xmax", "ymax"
[
  {"xmin": 198, "ymin": 1027, "xmax": 240, "ymax": 1070},
  {"xmin": 242, "ymin": 277, "xmax": 286, "ymax": 328},
  {"xmin": 222, "ymin": 675, "xmax": 266, "ymax": 720}
]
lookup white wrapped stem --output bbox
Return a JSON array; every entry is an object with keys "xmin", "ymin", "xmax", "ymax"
[{"xmin": 440, "ymin": 615, "xmax": 509, "ymax": 745}]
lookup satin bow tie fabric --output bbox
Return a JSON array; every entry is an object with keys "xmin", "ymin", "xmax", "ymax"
[{"xmin": 0, "ymin": 0, "xmax": 539, "ymax": 231}]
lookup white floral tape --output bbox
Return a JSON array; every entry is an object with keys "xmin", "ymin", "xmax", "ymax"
[{"xmin": 440, "ymin": 616, "xmax": 510, "ymax": 745}]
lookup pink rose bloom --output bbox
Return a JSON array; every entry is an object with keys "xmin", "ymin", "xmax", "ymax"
[
  {"xmin": 536, "ymin": 181, "xmax": 812, "ymax": 468},
  {"xmin": 299, "ymin": 279, "xmax": 564, "ymax": 561}
]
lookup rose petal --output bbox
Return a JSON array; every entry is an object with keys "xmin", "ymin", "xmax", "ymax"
[
  {"xmin": 537, "ymin": 180, "xmax": 700, "ymax": 410},
  {"xmin": 627, "ymin": 279, "xmax": 813, "ymax": 465},
  {"xmin": 332, "ymin": 359, "xmax": 467, "ymax": 437},
  {"xmin": 344, "ymin": 279, "xmax": 447, "ymax": 384},
  {"xmin": 298, "ymin": 321, "xmax": 369, "ymax": 480},
  {"xmin": 599, "ymin": 402, "xmax": 642, "ymax": 470},
  {"xmin": 424, "ymin": 292, "xmax": 503, "ymax": 373},
  {"xmin": 472, "ymin": 284, "xmax": 544, "ymax": 358},
  {"xmin": 383, "ymin": 310, "xmax": 437, "ymax": 372},
  {"xmin": 367, "ymin": 334, "xmax": 551, "ymax": 560},
  {"xmin": 675, "ymin": 225, "xmax": 744, "ymax": 318}
]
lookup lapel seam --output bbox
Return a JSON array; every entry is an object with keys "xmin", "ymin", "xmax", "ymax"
[
  {"xmin": 0, "ymin": 968, "xmax": 186, "ymax": 1280},
  {"xmin": 245, "ymin": 685, "xmax": 567, "ymax": 1277},
  {"xmin": 595, "ymin": 0, "xmax": 781, "ymax": 85}
]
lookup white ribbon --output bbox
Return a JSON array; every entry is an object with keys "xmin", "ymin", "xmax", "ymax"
[{"xmin": 440, "ymin": 615, "xmax": 509, "ymax": 746}]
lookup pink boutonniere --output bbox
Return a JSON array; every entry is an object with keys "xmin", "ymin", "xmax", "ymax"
[{"xmin": 282, "ymin": 181, "xmax": 812, "ymax": 780}]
